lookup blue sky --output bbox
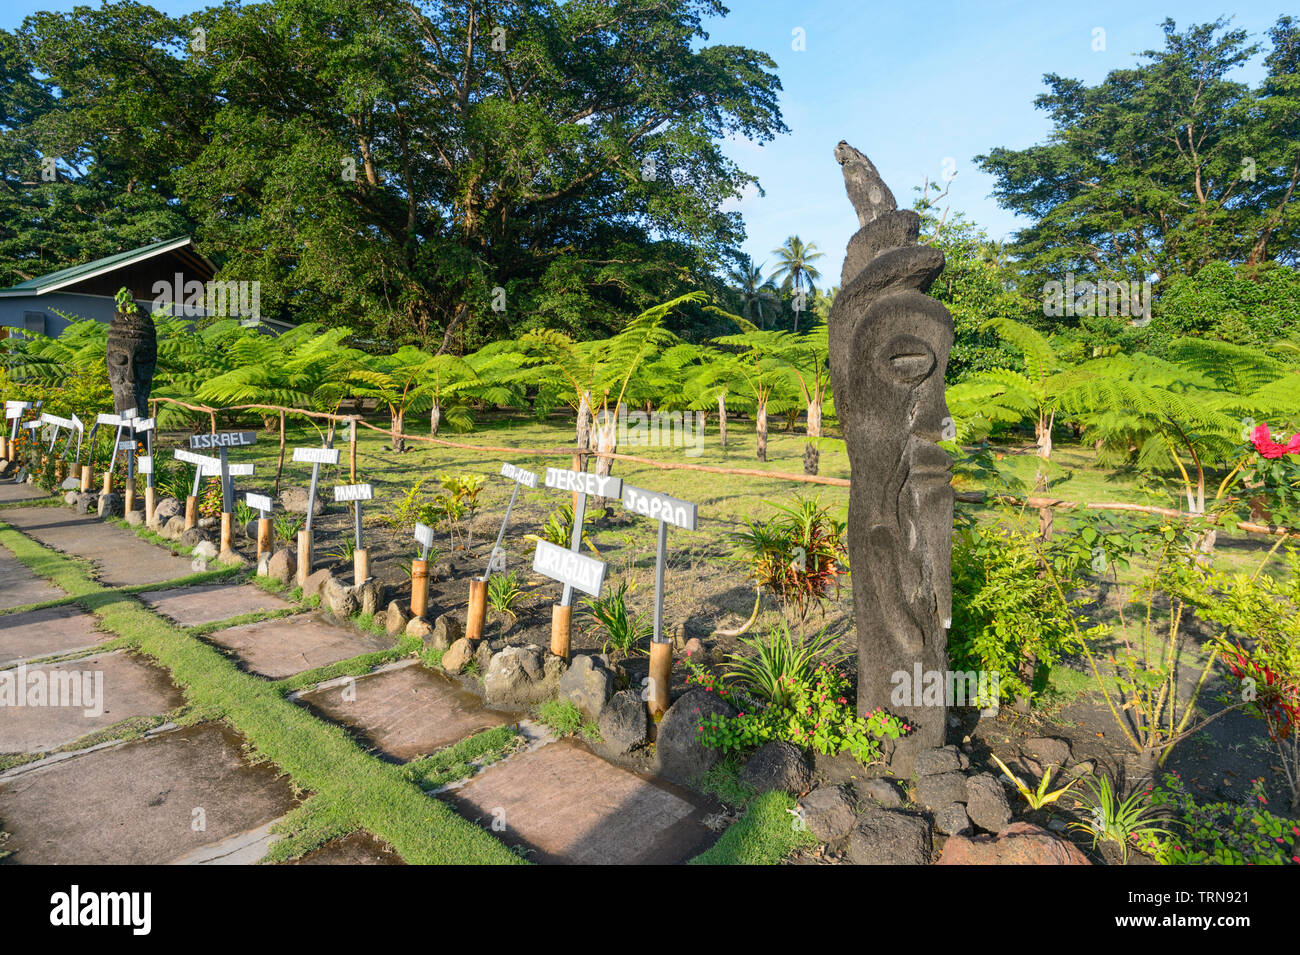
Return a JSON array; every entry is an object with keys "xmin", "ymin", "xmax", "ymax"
[{"xmin": 2, "ymin": 1, "xmax": 1287, "ymax": 282}]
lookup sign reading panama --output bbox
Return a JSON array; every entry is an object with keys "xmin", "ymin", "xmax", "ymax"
[
  {"xmin": 532, "ymin": 539, "xmax": 606, "ymax": 597},
  {"xmin": 190, "ymin": 431, "xmax": 258, "ymax": 450},
  {"xmin": 543, "ymin": 468, "xmax": 621, "ymax": 498}
]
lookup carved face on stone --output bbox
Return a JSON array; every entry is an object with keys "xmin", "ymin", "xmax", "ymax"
[
  {"xmin": 105, "ymin": 307, "xmax": 157, "ymax": 415},
  {"xmin": 849, "ymin": 292, "xmax": 954, "ymax": 634}
]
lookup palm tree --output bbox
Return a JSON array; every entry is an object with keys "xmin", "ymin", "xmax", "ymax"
[
  {"xmin": 769, "ymin": 236, "xmax": 824, "ymax": 333},
  {"xmin": 727, "ymin": 256, "xmax": 778, "ymax": 329}
]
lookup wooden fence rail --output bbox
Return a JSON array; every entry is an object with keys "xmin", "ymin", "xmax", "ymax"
[{"xmin": 146, "ymin": 396, "xmax": 1294, "ymax": 539}]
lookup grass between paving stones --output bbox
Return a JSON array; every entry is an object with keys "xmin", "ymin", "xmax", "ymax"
[
  {"xmin": 274, "ymin": 638, "xmax": 421, "ymax": 695},
  {"xmin": 401, "ymin": 725, "xmax": 525, "ymax": 791},
  {"xmin": 534, "ymin": 699, "xmax": 602, "ymax": 743},
  {"xmin": 0, "ymin": 712, "xmax": 178, "ymax": 773},
  {"xmin": 689, "ymin": 790, "xmax": 817, "ymax": 865},
  {"xmin": 259, "ymin": 794, "xmax": 357, "ymax": 863},
  {"xmin": 0, "ymin": 495, "xmax": 58, "ymax": 511},
  {"xmin": 0, "ymin": 522, "xmax": 525, "ymax": 865},
  {"xmin": 186, "ymin": 606, "xmax": 301, "ymax": 637}
]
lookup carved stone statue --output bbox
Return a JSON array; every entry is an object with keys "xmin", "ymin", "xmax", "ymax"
[
  {"xmin": 105, "ymin": 294, "xmax": 157, "ymax": 414},
  {"xmin": 827, "ymin": 141, "xmax": 954, "ymax": 776}
]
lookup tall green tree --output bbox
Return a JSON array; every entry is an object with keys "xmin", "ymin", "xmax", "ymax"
[
  {"xmin": 768, "ymin": 235, "xmax": 823, "ymax": 333},
  {"xmin": 977, "ymin": 17, "xmax": 1300, "ymax": 289}
]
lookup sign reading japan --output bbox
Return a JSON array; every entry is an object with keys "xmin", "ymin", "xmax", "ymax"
[
  {"xmin": 190, "ymin": 431, "xmax": 257, "ymax": 450},
  {"xmin": 543, "ymin": 467, "xmax": 621, "ymax": 498},
  {"xmin": 333, "ymin": 483, "xmax": 373, "ymax": 502},
  {"xmin": 622, "ymin": 485, "xmax": 697, "ymax": 531},
  {"xmin": 293, "ymin": 447, "xmax": 339, "ymax": 465},
  {"xmin": 533, "ymin": 539, "xmax": 606, "ymax": 597},
  {"xmin": 501, "ymin": 461, "xmax": 538, "ymax": 488}
]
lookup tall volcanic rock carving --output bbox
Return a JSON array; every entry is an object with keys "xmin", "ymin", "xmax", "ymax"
[
  {"xmin": 827, "ymin": 141, "xmax": 954, "ymax": 776},
  {"xmin": 105, "ymin": 293, "xmax": 157, "ymax": 414}
]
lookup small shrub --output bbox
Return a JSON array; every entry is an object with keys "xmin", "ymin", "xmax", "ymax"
[
  {"xmin": 273, "ymin": 512, "xmax": 304, "ymax": 545},
  {"xmin": 581, "ymin": 579, "xmax": 652, "ymax": 659},
  {"xmin": 486, "ymin": 570, "xmax": 523, "ymax": 620},
  {"xmin": 729, "ymin": 494, "xmax": 845, "ymax": 620},
  {"xmin": 1150, "ymin": 774, "xmax": 1300, "ymax": 865}
]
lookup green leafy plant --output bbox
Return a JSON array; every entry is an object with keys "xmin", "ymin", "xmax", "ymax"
[
  {"xmin": 1149, "ymin": 774, "xmax": 1300, "ymax": 865},
  {"xmin": 323, "ymin": 536, "xmax": 356, "ymax": 563},
  {"xmin": 724, "ymin": 622, "xmax": 842, "ymax": 709},
  {"xmin": 535, "ymin": 699, "xmax": 601, "ymax": 743},
  {"xmin": 1070, "ymin": 773, "xmax": 1177, "ymax": 863},
  {"xmin": 234, "ymin": 500, "xmax": 256, "ymax": 527},
  {"xmin": 384, "ymin": 478, "xmax": 431, "ymax": 530},
  {"xmin": 989, "ymin": 753, "xmax": 1079, "ymax": 810},
  {"xmin": 729, "ymin": 494, "xmax": 845, "ymax": 623},
  {"xmin": 486, "ymin": 570, "xmax": 523, "ymax": 620},
  {"xmin": 198, "ymin": 475, "xmax": 223, "ymax": 518},
  {"xmin": 581, "ymin": 579, "xmax": 652, "ymax": 659},
  {"xmin": 273, "ymin": 512, "xmax": 304, "ymax": 545},
  {"xmin": 685, "ymin": 657, "xmax": 907, "ymax": 765}
]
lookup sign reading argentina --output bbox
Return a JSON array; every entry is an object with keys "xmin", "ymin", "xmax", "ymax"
[
  {"xmin": 621, "ymin": 485, "xmax": 697, "ymax": 531},
  {"xmin": 533, "ymin": 539, "xmax": 606, "ymax": 597},
  {"xmin": 293, "ymin": 447, "xmax": 339, "ymax": 465},
  {"xmin": 190, "ymin": 431, "xmax": 257, "ymax": 450}
]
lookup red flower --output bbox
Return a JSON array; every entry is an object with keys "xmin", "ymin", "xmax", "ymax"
[{"xmin": 1251, "ymin": 424, "xmax": 1300, "ymax": 459}]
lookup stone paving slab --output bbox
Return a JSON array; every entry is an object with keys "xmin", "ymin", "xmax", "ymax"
[
  {"xmin": 139, "ymin": 583, "xmax": 294, "ymax": 628},
  {"xmin": 286, "ymin": 830, "xmax": 405, "ymax": 865},
  {"xmin": 205, "ymin": 612, "xmax": 393, "ymax": 680},
  {"xmin": 0, "ymin": 482, "xmax": 47, "ymax": 503},
  {"xmin": 1, "ymin": 650, "xmax": 183, "ymax": 754},
  {"xmin": 0, "ymin": 723, "xmax": 296, "ymax": 864},
  {"xmin": 0, "ymin": 505, "xmax": 192, "ymax": 586},
  {"xmin": 0, "ymin": 605, "xmax": 106, "ymax": 667},
  {"xmin": 443, "ymin": 740, "xmax": 718, "ymax": 864},
  {"xmin": 299, "ymin": 663, "xmax": 510, "ymax": 762},
  {"xmin": 0, "ymin": 542, "xmax": 64, "ymax": 610}
]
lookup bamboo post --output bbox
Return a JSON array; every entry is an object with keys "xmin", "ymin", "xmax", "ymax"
[
  {"xmin": 145, "ymin": 486, "xmax": 156, "ymax": 524},
  {"xmin": 550, "ymin": 603, "xmax": 572, "ymax": 661},
  {"xmin": 220, "ymin": 512, "xmax": 233, "ymax": 554},
  {"xmin": 123, "ymin": 476, "xmax": 136, "ymax": 515},
  {"xmin": 257, "ymin": 517, "xmax": 273, "ymax": 562},
  {"xmin": 101, "ymin": 472, "xmax": 112, "ymax": 495},
  {"xmin": 184, "ymin": 496, "xmax": 198, "ymax": 530},
  {"xmin": 0, "ymin": 435, "xmax": 7, "ymax": 458},
  {"xmin": 297, "ymin": 529, "xmax": 313, "ymax": 586},
  {"xmin": 80, "ymin": 465, "xmax": 92, "ymax": 493},
  {"xmin": 410, "ymin": 558, "xmax": 429, "ymax": 618},
  {"xmin": 353, "ymin": 546, "xmax": 370, "ymax": 583},
  {"xmin": 648, "ymin": 641, "xmax": 672, "ymax": 724},
  {"xmin": 466, "ymin": 578, "xmax": 488, "ymax": 641}
]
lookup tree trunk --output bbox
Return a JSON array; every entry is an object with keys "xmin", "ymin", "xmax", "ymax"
[
  {"xmin": 593, "ymin": 416, "xmax": 617, "ymax": 507},
  {"xmin": 391, "ymin": 408, "xmax": 405, "ymax": 452},
  {"xmin": 575, "ymin": 391, "xmax": 592, "ymax": 471},
  {"xmin": 756, "ymin": 402, "xmax": 768, "ymax": 462},
  {"xmin": 429, "ymin": 399, "xmax": 441, "ymax": 436},
  {"xmin": 807, "ymin": 396, "xmax": 822, "ymax": 438},
  {"xmin": 1035, "ymin": 413, "xmax": 1054, "ymax": 539},
  {"xmin": 803, "ymin": 443, "xmax": 819, "ymax": 475},
  {"xmin": 717, "ymin": 392, "xmax": 727, "ymax": 449}
]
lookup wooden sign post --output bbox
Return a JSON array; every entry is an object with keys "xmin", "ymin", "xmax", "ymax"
[
  {"xmin": 190, "ymin": 430, "xmax": 258, "ymax": 554},
  {"xmin": 621, "ymin": 484, "xmax": 699, "ymax": 722},
  {"xmin": 539, "ymin": 467, "xmax": 620, "ymax": 659},
  {"xmin": 247, "ymin": 492, "xmax": 275, "ymax": 562},
  {"xmin": 411, "ymin": 522, "xmax": 435, "ymax": 619},
  {"xmin": 135, "ymin": 417, "xmax": 156, "ymax": 521},
  {"xmin": 5, "ymin": 401, "xmax": 31, "ymax": 459},
  {"xmin": 292, "ymin": 444, "xmax": 338, "ymax": 585},
  {"xmin": 95, "ymin": 412, "xmax": 123, "ymax": 495},
  {"xmin": 174, "ymin": 448, "xmax": 218, "ymax": 530},
  {"xmin": 334, "ymin": 482, "xmax": 374, "ymax": 582},
  {"xmin": 466, "ymin": 462, "xmax": 538, "ymax": 641}
]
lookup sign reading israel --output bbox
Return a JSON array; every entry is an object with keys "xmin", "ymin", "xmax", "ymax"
[
  {"xmin": 533, "ymin": 539, "xmax": 606, "ymax": 597},
  {"xmin": 543, "ymin": 468, "xmax": 621, "ymax": 498},
  {"xmin": 190, "ymin": 431, "xmax": 257, "ymax": 450},
  {"xmin": 621, "ymin": 485, "xmax": 698, "ymax": 531}
]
